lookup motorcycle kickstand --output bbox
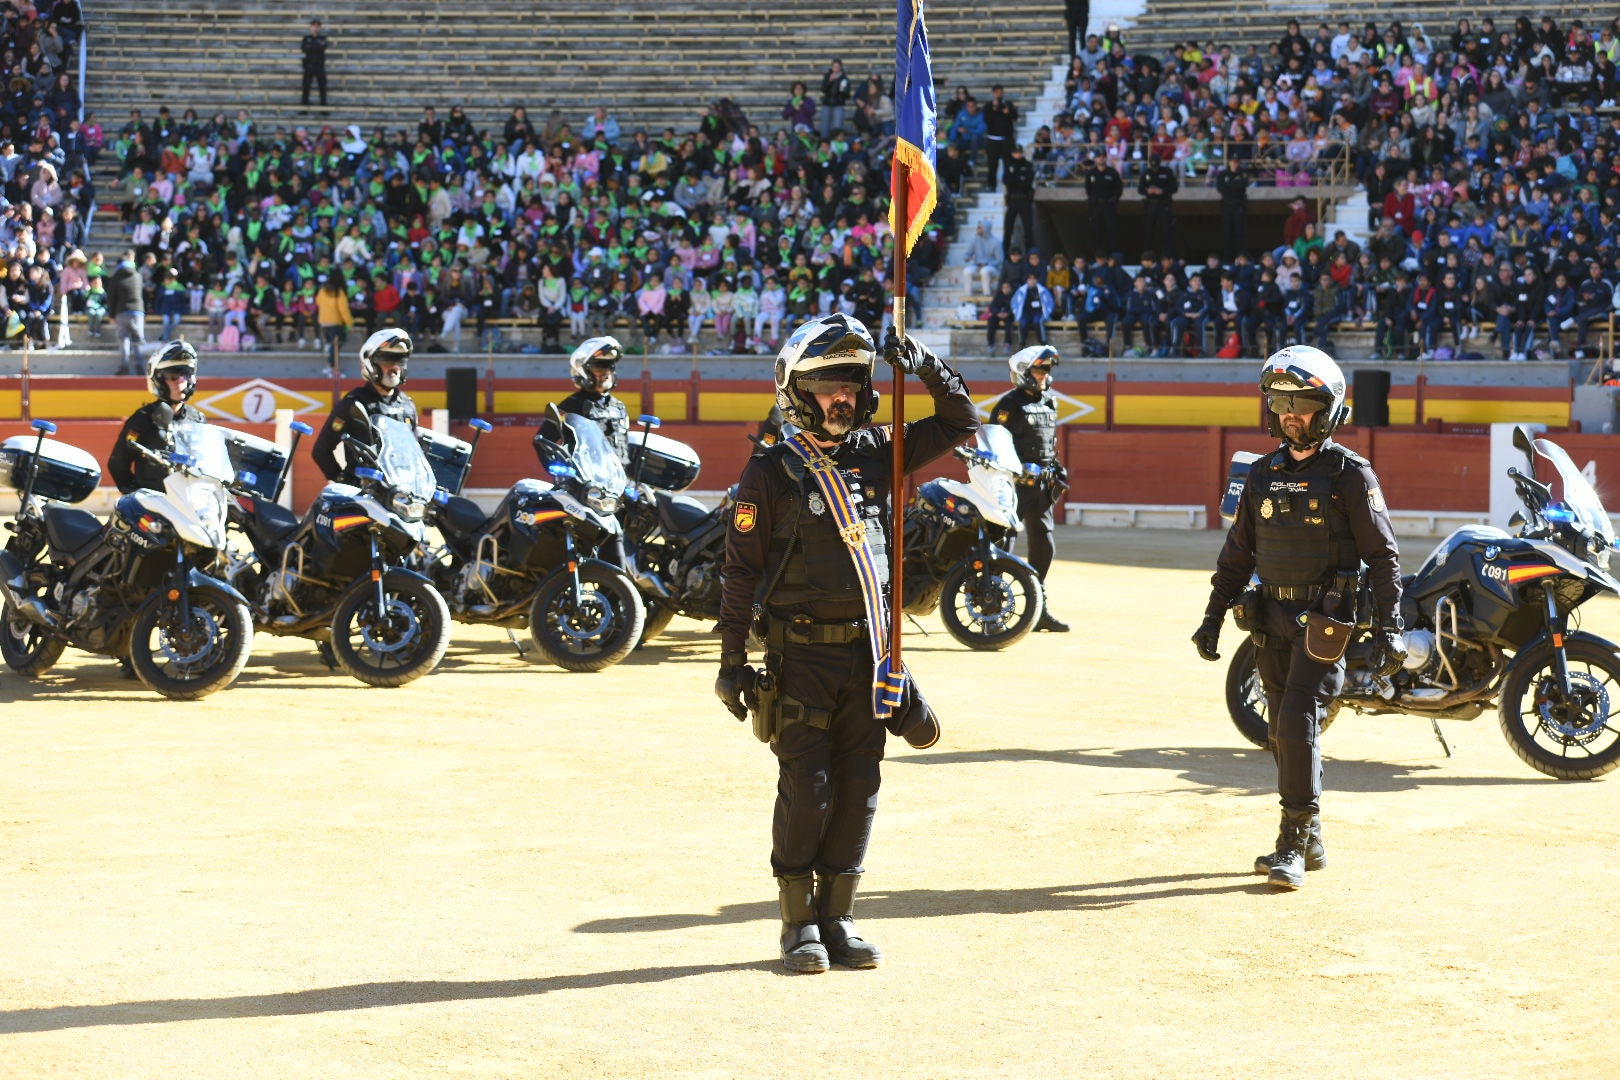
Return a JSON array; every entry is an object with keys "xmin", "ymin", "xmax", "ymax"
[
  {"xmin": 1430, "ymin": 717, "xmax": 1453, "ymax": 757},
  {"xmin": 506, "ymin": 627, "xmax": 530, "ymax": 657},
  {"xmin": 905, "ymin": 613, "xmax": 930, "ymax": 636}
]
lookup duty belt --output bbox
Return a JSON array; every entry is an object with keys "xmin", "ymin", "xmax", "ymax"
[
  {"xmin": 765, "ymin": 614, "xmax": 868, "ymax": 648},
  {"xmin": 1262, "ymin": 583, "xmax": 1325, "ymax": 601}
]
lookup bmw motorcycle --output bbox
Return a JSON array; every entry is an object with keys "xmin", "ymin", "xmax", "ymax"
[
  {"xmin": 0, "ymin": 413, "xmax": 254, "ymax": 699},
  {"xmin": 1226, "ymin": 426, "xmax": 1620, "ymax": 780},
  {"xmin": 900, "ymin": 424, "xmax": 1046, "ymax": 650},
  {"xmin": 226, "ymin": 409, "xmax": 451, "ymax": 687},
  {"xmin": 619, "ymin": 415, "xmax": 726, "ymax": 644},
  {"xmin": 426, "ymin": 407, "xmax": 644, "ymax": 672}
]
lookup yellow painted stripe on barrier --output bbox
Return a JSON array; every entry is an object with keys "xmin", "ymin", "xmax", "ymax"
[
  {"xmin": 0, "ymin": 390, "xmax": 19, "ymax": 419},
  {"xmin": 30, "ymin": 389, "xmax": 152, "ymax": 417},
  {"xmin": 699, "ymin": 392, "xmax": 768, "ymax": 422},
  {"xmin": 871, "ymin": 394, "xmax": 938, "ymax": 423},
  {"xmin": 1423, "ymin": 398, "xmax": 1569, "ymax": 425},
  {"xmin": 412, "ymin": 391, "xmax": 447, "ymax": 410},
  {"xmin": 493, "ymin": 391, "xmax": 562, "ymax": 412},
  {"xmin": 1114, "ymin": 395, "xmax": 1257, "ymax": 426},
  {"xmin": 1388, "ymin": 399, "xmax": 1417, "ymax": 424},
  {"xmin": 652, "ymin": 392, "xmax": 687, "ymax": 421}
]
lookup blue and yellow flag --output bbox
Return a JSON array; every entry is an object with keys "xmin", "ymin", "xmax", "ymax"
[{"xmin": 889, "ymin": 0, "xmax": 938, "ymax": 256}]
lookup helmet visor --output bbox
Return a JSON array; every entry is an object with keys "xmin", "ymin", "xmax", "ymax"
[
  {"xmin": 157, "ymin": 367, "xmax": 196, "ymax": 382},
  {"xmin": 796, "ymin": 366, "xmax": 867, "ymax": 397},
  {"xmin": 1267, "ymin": 392, "xmax": 1327, "ymax": 416}
]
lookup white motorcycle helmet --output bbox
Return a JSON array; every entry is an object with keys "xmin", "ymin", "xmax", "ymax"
[
  {"xmin": 148, "ymin": 340, "xmax": 199, "ymax": 402},
  {"xmin": 1260, "ymin": 345, "xmax": 1349, "ymax": 449},
  {"xmin": 1008, "ymin": 344, "xmax": 1059, "ymax": 392},
  {"xmin": 569, "ymin": 336, "xmax": 623, "ymax": 392},
  {"xmin": 359, "ymin": 327, "xmax": 413, "ymax": 390},
  {"xmin": 773, "ymin": 313, "xmax": 877, "ymax": 440}
]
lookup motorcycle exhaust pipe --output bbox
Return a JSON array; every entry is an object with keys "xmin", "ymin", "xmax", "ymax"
[{"xmin": 0, "ymin": 550, "xmax": 55, "ymax": 628}]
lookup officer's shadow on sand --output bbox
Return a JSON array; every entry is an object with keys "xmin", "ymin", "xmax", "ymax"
[
  {"xmin": 891, "ymin": 745, "xmax": 1553, "ymax": 796},
  {"xmin": 575, "ymin": 871, "xmax": 1267, "ymax": 935}
]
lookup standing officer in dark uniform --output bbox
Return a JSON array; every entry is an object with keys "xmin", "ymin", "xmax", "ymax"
[
  {"xmin": 1138, "ymin": 156, "xmax": 1180, "ymax": 258},
  {"xmin": 301, "ymin": 19, "xmax": 329, "ymax": 107},
  {"xmin": 555, "ymin": 335, "xmax": 631, "ymax": 464},
  {"xmin": 1215, "ymin": 158, "xmax": 1251, "ymax": 261},
  {"xmin": 107, "ymin": 340, "xmax": 206, "ymax": 494},
  {"xmin": 312, "ymin": 327, "xmax": 418, "ymax": 483},
  {"xmin": 983, "ymin": 84, "xmax": 1019, "ymax": 192},
  {"xmin": 1083, "ymin": 156, "xmax": 1123, "ymax": 255},
  {"xmin": 1001, "ymin": 144, "xmax": 1037, "ymax": 254},
  {"xmin": 1193, "ymin": 346, "xmax": 1405, "ymax": 890},
  {"xmin": 992, "ymin": 344, "xmax": 1069, "ymax": 632},
  {"xmin": 715, "ymin": 313, "xmax": 977, "ymax": 974}
]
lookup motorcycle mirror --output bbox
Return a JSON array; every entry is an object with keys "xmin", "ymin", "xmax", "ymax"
[
  {"xmin": 289, "ymin": 420, "xmax": 315, "ymax": 436},
  {"xmin": 347, "ymin": 402, "xmax": 374, "ymax": 436},
  {"xmin": 469, "ymin": 418, "xmax": 493, "ymax": 433},
  {"xmin": 151, "ymin": 401, "xmax": 175, "ymax": 430},
  {"xmin": 353, "ymin": 466, "xmax": 383, "ymax": 482},
  {"xmin": 1511, "ymin": 424, "xmax": 1538, "ymax": 467},
  {"xmin": 637, "ymin": 414, "xmax": 662, "ymax": 429},
  {"xmin": 1508, "ymin": 510, "xmax": 1527, "ymax": 529},
  {"xmin": 29, "ymin": 418, "xmax": 55, "ymax": 435}
]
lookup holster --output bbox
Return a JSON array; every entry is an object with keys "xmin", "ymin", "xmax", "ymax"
[
  {"xmin": 1229, "ymin": 584, "xmax": 1262, "ymax": 632},
  {"xmin": 751, "ymin": 655, "xmax": 832, "ymax": 745},
  {"xmin": 751, "ymin": 668, "xmax": 778, "ymax": 744}
]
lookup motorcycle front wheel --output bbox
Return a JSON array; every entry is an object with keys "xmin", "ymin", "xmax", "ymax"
[
  {"xmin": 529, "ymin": 564, "xmax": 645, "ymax": 672},
  {"xmin": 1498, "ymin": 636, "xmax": 1620, "ymax": 780},
  {"xmin": 0, "ymin": 601, "xmax": 65, "ymax": 677},
  {"xmin": 129, "ymin": 589, "xmax": 255, "ymax": 700},
  {"xmin": 331, "ymin": 573, "xmax": 452, "ymax": 688},
  {"xmin": 938, "ymin": 556, "xmax": 1044, "ymax": 650}
]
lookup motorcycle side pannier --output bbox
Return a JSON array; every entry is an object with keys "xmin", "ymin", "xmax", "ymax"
[
  {"xmin": 0, "ymin": 435, "xmax": 101, "ymax": 503},
  {"xmin": 628, "ymin": 430, "xmax": 701, "ymax": 492},
  {"xmin": 220, "ymin": 428, "xmax": 288, "ymax": 502}
]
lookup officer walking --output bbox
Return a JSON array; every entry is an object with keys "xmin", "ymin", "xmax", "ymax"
[
  {"xmin": 555, "ymin": 336, "xmax": 631, "ymax": 464},
  {"xmin": 312, "ymin": 327, "xmax": 418, "ymax": 483},
  {"xmin": 1193, "ymin": 346, "xmax": 1405, "ymax": 890},
  {"xmin": 715, "ymin": 313, "xmax": 977, "ymax": 973},
  {"xmin": 992, "ymin": 344, "xmax": 1070, "ymax": 632},
  {"xmin": 107, "ymin": 340, "xmax": 206, "ymax": 494}
]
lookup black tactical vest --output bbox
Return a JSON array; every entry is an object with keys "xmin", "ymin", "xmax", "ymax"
[
  {"xmin": 561, "ymin": 389, "xmax": 630, "ymax": 463},
  {"xmin": 1250, "ymin": 444, "xmax": 1362, "ymax": 587},
  {"xmin": 996, "ymin": 387, "xmax": 1058, "ymax": 464},
  {"xmin": 765, "ymin": 443, "xmax": 890, "ymax": 606}
]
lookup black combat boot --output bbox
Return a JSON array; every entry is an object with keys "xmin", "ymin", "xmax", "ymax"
[
  {"xmin": 815, "ymin": 872, "xmax": 882, "ymax": 968},
  {"xmin": 1266, "ymin": 815, "xmax": 1315, "ymax": 890},
  {"xmin": 1035, "ymin": 611, "xmax": 1071, "ymax": 632},
  {"xmin": 776, "ymin": 874, "xmax": 829, "ymax": 974},
  {"xmin": 1253, "ymin": 814, "xmax": 1326, "ymax": 875}
]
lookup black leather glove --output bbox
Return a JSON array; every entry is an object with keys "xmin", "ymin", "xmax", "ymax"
[
  {"xmin": 1369, "ymin": 627, "xmax": 1407, "ymax": 678},
  {"xmin": 715, "ymin": 650, "xmax": 756, "ymax": 722},
  {"xmin": 1192, "ymin": 616, "xmax": 1222, "ymax": 662},
  {"xmin": 882, "ymin": 329, "xmax": 937, "ymax": 376}
]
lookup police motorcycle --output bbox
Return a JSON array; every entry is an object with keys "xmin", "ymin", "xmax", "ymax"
[
  {"xmin": 1226, "ymin": 425, "xmax": 1620, "ymax": 781},
  {"xmin": 899, "ymin": 423, "xmax": 1047, "ymax": 649},
  {"xmin": 225, "ymin": 406, "xmax": 451, "ymax": 687},
  {"xmin": 619, "ymin": 414, "xmax": 725, "ymax": 644},
  {"xmin": 425, "ymin": 405, "xmax": 644, "ymax": 672},
  {"xmin": 0, "ymin": 413, "xmax": 254, "ymax": 699}
]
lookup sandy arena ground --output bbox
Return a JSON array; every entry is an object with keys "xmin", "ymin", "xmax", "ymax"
[{"xmin": 2, "ymin": 526, "xmax": 1617, "ymax": 1079}]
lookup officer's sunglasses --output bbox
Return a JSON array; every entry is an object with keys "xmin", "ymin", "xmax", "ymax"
[{"xmin": 1266, "ymin": 393, "xmax": 1326, "ymax": 416}]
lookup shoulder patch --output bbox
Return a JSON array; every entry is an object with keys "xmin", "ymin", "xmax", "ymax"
[
  {"xmin": 733, "ymin": 501, "xmax": 757, "ymax": 533},
  {"xmin": 1368, "ymin": 488, "xmax": 1386, "ymax": 514}
]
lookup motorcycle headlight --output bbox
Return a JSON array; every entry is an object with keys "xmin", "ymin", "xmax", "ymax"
[
  {"xmin": 992, "ymin": 478, "xmax": 1017, "ymax": 517},
  {"xmin": 189, "ymin": 486, "xmax": 228, "ymax": 545},
  {"xmin": 390, "ymin": 490, "xmax": 425, "ymax": 522},
  {"xmin": 587, "ymin": 485, "xmax": 618, "ymax": 514}
]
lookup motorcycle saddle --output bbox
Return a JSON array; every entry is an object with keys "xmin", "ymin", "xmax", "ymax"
[
  {"xmin": 437, "ymin": 494, "xmax": 489, "ymax": 539},
  {"xmin": 246, "ymin": 497, "xmax": 302, "ymax": 548},
  {"xmin": 43, "ymin": 505, "xmax": 103, "ymax": 562},
  {"xmin": 657, "ymin": 492, "xmax": 712, "ymax": 535}
]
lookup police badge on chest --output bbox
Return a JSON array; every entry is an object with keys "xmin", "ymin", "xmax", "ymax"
[{"xmin": 807, "ymin": 491, "xmax": 826, "ymax": 516}]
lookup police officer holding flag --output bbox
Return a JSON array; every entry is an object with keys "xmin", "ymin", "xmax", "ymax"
[
  {"xmin": 1193, "ymin": 346, "xmax": 1404, "ymax": 890},
  {"xmin": 715, "ymin": 313, "xmax": 977, "ymax": 974}
]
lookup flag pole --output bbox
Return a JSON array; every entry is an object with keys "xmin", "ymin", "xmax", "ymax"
[{"xmin": 889, "ymin": 159, "xmax": 907, "ymax": 672}]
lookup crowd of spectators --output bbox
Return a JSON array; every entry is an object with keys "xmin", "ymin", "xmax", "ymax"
[
  {"xmin": 97, "ymin": 55, "xmax": 966, "ymax": 363},
  {"xmin": 954, "ymin": 15, "xmax": 1620, "ymax": 361}
]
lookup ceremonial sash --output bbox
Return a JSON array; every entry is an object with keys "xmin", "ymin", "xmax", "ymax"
[{"xmin": 783, "ymin": 433, "xmax": 907, "ymax": 719}]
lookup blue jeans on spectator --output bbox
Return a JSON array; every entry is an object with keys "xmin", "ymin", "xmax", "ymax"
[
  {"xmin": 1169, "ymin": 315, "xmax": 1210, "ymax": 355},
  {"xmin": 161, "ymin": 312, "xmax": 182, "ymax": 341},
  {"xmin": 820, "ymin": 105, "xmax": 846, "ymax": 138}
]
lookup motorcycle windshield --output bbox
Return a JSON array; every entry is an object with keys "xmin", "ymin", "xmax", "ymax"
[
  {"xmin": 565, "ymin": 414, "xmax": 629, "ymax": 492},
  {"xmin": 977, "ymin": 425, "xmax": 1023, "ymax": 473},
  {"xmin": 1535, "ymin": 438, "xmax": 1616, "ymax": 546},
  {"xmin": 374, "ymin": 417, "xmax": 439, "ymax": 502},
  {"xmin": 172, "ymin": 422, "xmax": 236, "ymax": 484}
]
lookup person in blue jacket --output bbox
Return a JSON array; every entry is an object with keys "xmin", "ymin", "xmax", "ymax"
[{"xmin": 1011, "ymin": 272, "xmax": 1054, "ymax": 348}]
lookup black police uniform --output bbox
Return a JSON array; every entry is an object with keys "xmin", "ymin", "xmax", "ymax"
[
  {"xmin": 1138, "ymin": 161, "xmax": 1180, "ymax": 257},
  {"xmin": 557, "ymin": 387, "xmax": 630, "ymax": 464},
  {"xmin": 991, "ymin": 384, "xmax": 1064, "ymax": 581},
  {"xmin": 108, "ymin": 400, "xmax": 207, "ymax": 494},
  {"xmin": 717, "ymin": 355, "xmax": 977, "ymax": 881},
  {"xmin": 1204, "ymin": 441, "xmax": 1401, "ymax": 817},
  {"xmin": 311, "ymin": 382, "xmax": 419, "ymax": 482}
]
